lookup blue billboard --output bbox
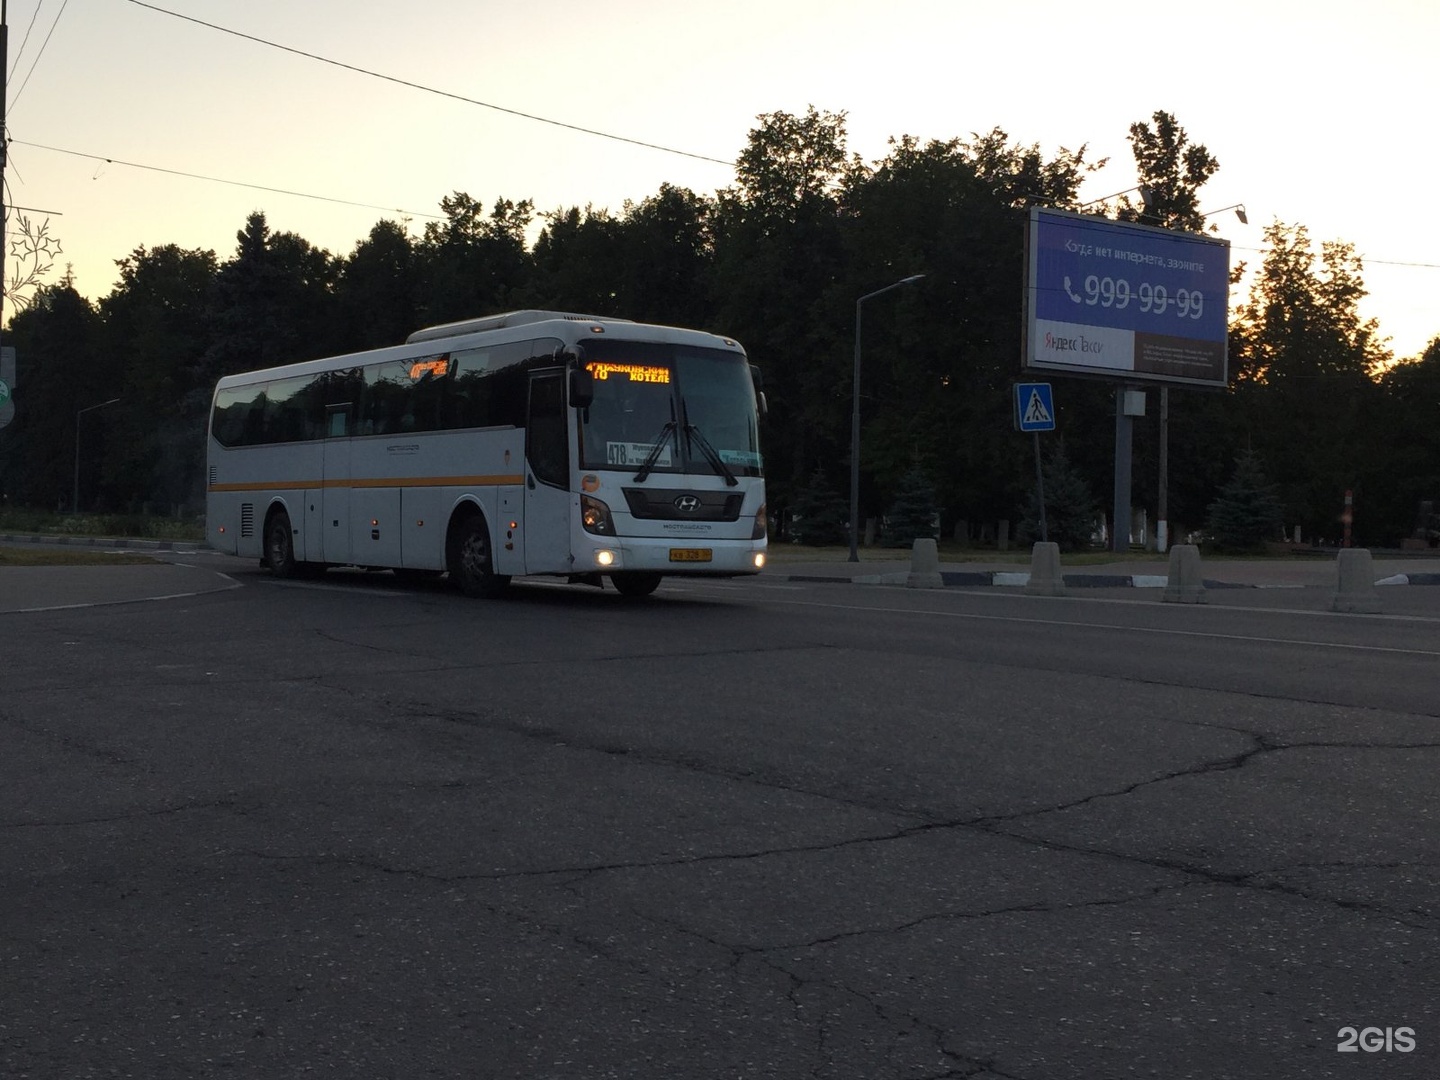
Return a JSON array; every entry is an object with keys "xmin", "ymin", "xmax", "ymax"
[{"xmin": 1024, "ymin": 208, "xmax": 1231, "ymax": 387}]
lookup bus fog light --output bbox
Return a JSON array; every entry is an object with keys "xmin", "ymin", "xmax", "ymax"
[
  {"xmin": 753, "ymin": 552, "xmax": 766, "ymax": 569},
  {"xmin": 596, "ymin": 549, "xmax": 616, "ymax": 567}
]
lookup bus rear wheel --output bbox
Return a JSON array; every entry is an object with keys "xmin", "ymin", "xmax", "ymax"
[
  {"xmin": 265, "ymin": 509, "xmax": 300, "ymax": 578},
  {"xmin": 609, "ymin": 572, "xmax": 662, "ymax": 598},
  {"xmin": 448, "ymin": 515, "xmax": 510, "ymax": 598}
]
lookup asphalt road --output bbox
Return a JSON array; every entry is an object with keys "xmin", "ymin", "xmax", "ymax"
[{"xmin": 3, "ymin": 557, "xmax": 1438, "ymax": 1079}]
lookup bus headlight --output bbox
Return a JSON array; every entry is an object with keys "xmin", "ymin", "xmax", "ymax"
[
  {"xmin": 581, "ymin": 494, "xmax": 615, "ymax": 535},
  {"xmin": 752, "ymin": 502, "xmax": 767, "ymax": 540}
]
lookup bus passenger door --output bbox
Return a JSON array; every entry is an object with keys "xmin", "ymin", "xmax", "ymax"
[
  {"xmin": 321, "ymin": 403, "xmax": 352, "ymax": 565},
  {"xmin": 523, "ymin": 371, "xmax": 573, "ymax": 574}
]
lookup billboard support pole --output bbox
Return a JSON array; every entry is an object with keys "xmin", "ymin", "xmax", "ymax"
[
  {"xmin": 1112, "ymin": 389, "xmax": 1132, "ymax": 553},
  {"xmin": 1157, "ymin": 386, "xmax": 1169, "ymax": 552}
]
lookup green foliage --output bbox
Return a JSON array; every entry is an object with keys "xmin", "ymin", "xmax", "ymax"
[
  {"xmin": 0, "ymin": 105, "xmax": 1427, "ymax": 550},
  {"xmin": 1227, "ymin": 221, "xmax": 1391, "ymax": 541},
  {"xmin": 880, "ymin": 466, "xmax": 939, "ymax": 547},
  {"xmin": 1017, "ymin": 442, "xmax": 1100, "ymax": 552},
  {"xmin": 1114, "ymin": 110, "xmax": 1218, "ymax": 231},
  {"xmin": 787, "ymin": 468, "xmax": 850, "ymax": 546},
  {"xmin": 1205, "ymin": 451, "xmax": 1285, "ymax": 552}
]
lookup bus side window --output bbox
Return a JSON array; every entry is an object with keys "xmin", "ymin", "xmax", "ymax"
[{"xmin": 327, "ymin": 408, "xmax": 348, "ymax": 438}]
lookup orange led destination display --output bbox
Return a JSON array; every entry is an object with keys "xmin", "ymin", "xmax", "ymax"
[
  {"xmin": 586, "ymin": 362, "xmax": 670, "ymax": 384},
  {"xmin": 409, "ymin": 357, "xmax": 450, "ymax": 380}
]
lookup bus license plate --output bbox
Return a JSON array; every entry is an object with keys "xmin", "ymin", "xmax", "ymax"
[{"xmin": 669, "ymin": 548, "xmax": 712, "ymax": 562}]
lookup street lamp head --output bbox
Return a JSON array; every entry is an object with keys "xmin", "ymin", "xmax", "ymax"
[
  {"xmin": 1199, "ymin": 203, "xmax": 1248, "ymax": 226},
  {"xmin": 900, "ymin": 274, "xmax": 925, "ymax": 284}
]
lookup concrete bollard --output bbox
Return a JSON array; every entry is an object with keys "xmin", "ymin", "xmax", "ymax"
[
  {"xmin": 906, "ymin": 537, "xmax": 944, "ymax": 589},
  {"xmin": 1162, "ymin": 544, "xmax": 1207, "ymax": 604},
  {"xmin": 1025, "ymin": 541, "xmax": 1066, "ymax": 596},
  {"xmin": 1331, "ymin": 548, "xmax": 1381, "ymax": 613}
]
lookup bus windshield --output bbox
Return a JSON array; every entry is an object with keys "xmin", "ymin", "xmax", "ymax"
[{"xmin": 580, "ymin": 341, "xmax": 762, "ymax": 478}]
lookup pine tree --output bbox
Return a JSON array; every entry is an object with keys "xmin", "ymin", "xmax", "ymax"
[
  {"xmin": 787, "ymin": 467, "xmax": 850, "ymax": 546},
  {"xmin": 1205, "ymin": 450, "xmax": 1285, "ymax": 552},
  {"xmin": 1018, "ymin": 443, "xmax": 1099, "ymax": 552},
  {"xmin": 881, "ymin": 466, "xmax": 939, "ymax": 547}
]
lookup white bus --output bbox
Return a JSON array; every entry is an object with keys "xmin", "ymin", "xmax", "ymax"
[{"xmin": 206, "ymin": 310, "xmax": 767, "ymax": 597}]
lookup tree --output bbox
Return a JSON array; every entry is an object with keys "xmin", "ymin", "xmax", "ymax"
[
  {"xmin": 98, "ymin": 244, "xmax": 219, "ymax": 511},
  {"xmin": 1114, "ymin": 110, "xmax": 1218, "ymax": 232},
  {"xmin": 0, "ymin": 281, "xmax": 107, "ymax": 508},
  {"xmin": 1017, "ymin": 442, "xmax": 1100, "ymax": 552},
  {"xmin": 1228, "ymin": 221, "xmax": 1391, "ymax": 540},
  {"xmin": 1205, "ymin": 450, "xmax": 1284, "ymax": 552},
  {"xmin": 1370, "ymin": 336, "xmax": 1440, "ymax": 543},
  {"xmin": 880, "ymin": 465, "xmax": 939, "ymax": 547},
  {"xmin": 334, "ymin": 219, "xmax": 419, "ymax": 352},
  {"xmin": 835, "ymin": 129, "xmax": 1095, "ymax": 530},
  {"xmin": 710, "ymin": 108, "xmax": 853, "ymax": 522},
  {"xmin": 786, "ymin": 466, "xmax": 850, "ymax": 546},
  {"xmin": 418, "ymin": 193, "xmax": 534, "ymax": 324}
]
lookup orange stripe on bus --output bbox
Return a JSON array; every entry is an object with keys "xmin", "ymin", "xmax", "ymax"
[{"xmin": 207, "ymin": 474, "xmax": 526, "ymax": 493}]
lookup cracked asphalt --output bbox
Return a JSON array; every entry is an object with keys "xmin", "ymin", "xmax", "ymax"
[{"xmin": 2, "ymin": 557, "xmax": 1437, "ymax": 1079}]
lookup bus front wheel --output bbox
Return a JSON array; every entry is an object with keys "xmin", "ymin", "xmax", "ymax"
[
  {"xmin": 609, "ymin": 572, "xmax": 661, "ymax": 598},
  {"xmin": 448, "ymin": 515, "xmax": 511, "ymax": 599}
]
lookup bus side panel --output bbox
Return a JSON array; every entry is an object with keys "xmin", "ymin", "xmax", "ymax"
[
  {"xmin": 493, "ymin": 486, "xmax": 525, "ymax": 576},
  {"xmin": 321, "ymin": 439, "xmax": 351, "ymax": 565},
  {"xmin": 353, "ymin": 487, "xmax": 402, "ymax": 567},
  {"xmin": 206, "ymin": 488, "xmax": 240, "ymax": 555},
  {"xmin": 401, "ymin": 487, "xmax": 447, "ymax": 571},
  {"xmin": 304, "ymin": 489, "xmax": 325, "ymax": 563}
]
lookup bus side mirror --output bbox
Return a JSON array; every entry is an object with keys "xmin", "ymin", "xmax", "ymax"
[
  {"xmin": 569, "ymin": 367, "xmax": 595, "ymax": 408},
  {"xmin": 750, "ymin": 365, "xmax": 767, "ymax": 416},
  {"xmin": 757, "ymin": 392, "xmax": 768, "ymax": 416}
]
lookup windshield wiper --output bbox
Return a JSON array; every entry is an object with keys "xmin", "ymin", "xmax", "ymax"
[
  {"xmin": 682, "ymin": 412, "xmax": 738, "ymax": 486},
  {"xmin": 633, "ymin": 420, "xmax": 677, "ymax": 482}
]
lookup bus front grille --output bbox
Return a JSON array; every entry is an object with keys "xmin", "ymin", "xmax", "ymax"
[{"xmin": 621, "ymin": 488, "xmax": 744, "ymax": 522}]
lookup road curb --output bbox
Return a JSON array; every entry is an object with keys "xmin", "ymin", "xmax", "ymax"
[{"xmin": 771, "ymin": 570, "xmax": 1438, "ymax": 589}]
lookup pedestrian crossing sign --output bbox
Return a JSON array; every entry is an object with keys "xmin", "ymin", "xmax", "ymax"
[{"xmin": 1015, "ymin": 382, "xmax": 1055, "ymax": 433}]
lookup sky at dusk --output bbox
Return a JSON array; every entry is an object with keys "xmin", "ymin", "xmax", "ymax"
[{"xmin": 5, "ymin": 0, "xmax": 1438, "ymax": 360}]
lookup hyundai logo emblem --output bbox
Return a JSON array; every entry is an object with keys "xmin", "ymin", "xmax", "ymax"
[{"xmin": 674, "ymin": 494, "xmax": 701, "ymax": 513}]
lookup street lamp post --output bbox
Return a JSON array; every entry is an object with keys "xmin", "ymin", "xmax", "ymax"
[
  {"xmin": 73, "ymin": 397, "xmax": 120, "ymax": 514},
  {"xmin": 849, "ymin": 274, "xmax": 924, "ymax": 562}
]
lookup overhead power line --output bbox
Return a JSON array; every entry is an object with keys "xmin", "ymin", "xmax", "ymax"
[
  {"xmin": 9, "ymin": 0, "xmax": 70, "ymax": 112},
  {"xmin": 125, "ymin": 0, "xmax": 736, "ymax": 168},
  {"xmin": 12, "ymin": 139, "xmax": 447, "ymax": 219}
]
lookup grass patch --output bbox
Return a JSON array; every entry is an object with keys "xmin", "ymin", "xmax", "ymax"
[
  {"xmin": 0, "ymin": 546, "xmax": 163, "ymax": 567},
  {"xmin": 0, "ymin": 508, "xmax": 204, "ymax": 542}
]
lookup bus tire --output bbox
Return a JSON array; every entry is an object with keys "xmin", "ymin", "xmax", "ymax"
[
  {"xmin": 448, "ymin": 513, "xmax": 510, "ymax": 599},
  {"xmin": 610, "ymin": 572, "xmax": 662, "ymax": 598},
  {"xmin": 265, "ymin": 508, "xmax": 301, "ymax": 578}
]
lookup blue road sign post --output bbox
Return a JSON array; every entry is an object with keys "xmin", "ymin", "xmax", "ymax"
[{"xmin": 1014, "ymin": 382, "xmax": 1055, "ymax": 542}]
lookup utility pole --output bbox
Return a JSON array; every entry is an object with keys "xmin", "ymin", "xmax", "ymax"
[{"xmin": 1, "ymin": 0, "xmax": 9, "ymax": 350}]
